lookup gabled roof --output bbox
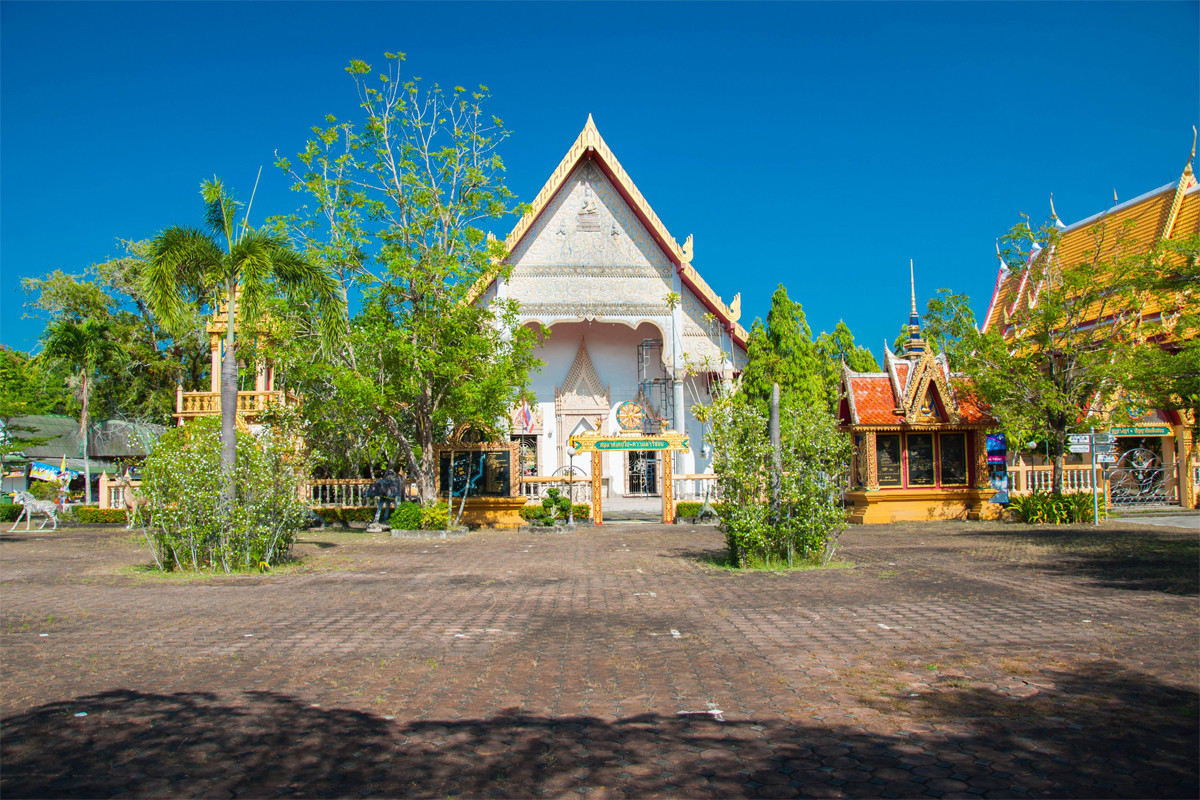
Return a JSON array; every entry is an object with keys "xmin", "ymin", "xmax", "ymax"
[
  {"xmin": 503, "ymin": 116, "xmax": 749, "ymax": 347},
  {"xmin": 840, "ymin": 349, "xmax": 993, "ymax": 428},
  {"xmin": 982, "ymin": 136, "xmax": 1200, "ymax": 336}
]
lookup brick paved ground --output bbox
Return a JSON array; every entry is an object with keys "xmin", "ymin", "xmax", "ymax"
[{"xmin": 1, "ymin": 519, "xmax": 1197, "ymax": 799}]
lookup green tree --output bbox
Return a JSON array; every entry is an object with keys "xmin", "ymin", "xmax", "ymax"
[
  {"xmin": 0, "ymin": 348, "xmax": 55, "ymax": 479},
  {"xmin": 741, "ymin": 285, "xmax": 824, "ymax": 411},
  {"xmin": 22, "ymin": 240, "xmax": 212, "ymax": 424},
  {"xmin": 39, "ymin": 319, "xmax": 121, "ymax": 503},
  {"xmin": 934, "ymin": 215, "xmax": 1152, "ymax": 493},
  {"xmin": 272, "ymin": 53, "xmax": 541, "ymax": 502},
  {"xmin": 144, "ymin": 178, "xmax": 345, "ymax": 482},
  {"xmin": 1108, "ymin": 231, "xmax": 1200, "ymax": 435},
  {"xmin": 704, "ymin": 391, "xmax": 850, "ymax": 567},
  {"xmin": 815, "ymin": 320, "xmax": 879, "ymax": 412}
]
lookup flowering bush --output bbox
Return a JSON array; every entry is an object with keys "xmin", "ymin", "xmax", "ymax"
[
  {"xmin": 140, "ymin": 417, "xmax": 308, "ymax": 571},
  {"xmin": 704, "ymin": 393, "xmax": 850, "ymax": 567},
  {"xmin": 74, "ymin": 507, "xmax": 129, "ymax": 524}
]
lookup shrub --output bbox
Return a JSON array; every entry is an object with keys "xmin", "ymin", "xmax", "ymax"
[
  {"xmin": 420, "ymin": 502, "xmax": 450, "ymax": 530},
  {"xmin": 520, "ymin": 505, "xmax": 549, "ymax": 522},
  {"xmin": 521, "ymin": 501, "xmax": 589, "ymax": 525},
  {"xmin": 312, "ymin": 506, "xmax": 376, "ymax": 526},
  {"xmin": 1009, "ymin": 490, "xmax": 1106, "ymax": 524},
  {"xmin": 29, "ymin": 481, "xmax": 59, "ymax": 501},
  {"xmin": 541, "ymin": 488, "xmax": 573, "ymax": 522},
  {"xmin": 0, "ymin": 503, "xmax": 22, "ymax": 523},
  {"xmin": 75, "ymin": 506, "xmax": 129, "ymax": 524},
  {"xmin": 141, "ymin": 417, "xmax": 308, "ymax": 572},
  {"xmin": 674, "ymin": 501, "xmax": 723, "ymax": 520},
  {"xmin": 388, "ymin": 502, "xmax": 422, "ymax": 530}
]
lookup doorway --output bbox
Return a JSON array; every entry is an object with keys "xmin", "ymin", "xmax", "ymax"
[{"xmin": 627, "ymin": 451, "xmax": 660, "ymax": 496}]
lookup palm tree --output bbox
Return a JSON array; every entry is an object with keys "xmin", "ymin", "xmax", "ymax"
[
  {"xmin": 144, "ymin": 177, "xmax": 344, "ymax": 481},
  {"xmin": 41, "ymin": 319, "xmax": 119, "ymax": 504}
]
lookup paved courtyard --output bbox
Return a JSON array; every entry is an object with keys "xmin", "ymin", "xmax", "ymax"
[{"xmin": 1, "ymin": 519, "xmax": 1197, "ymax": 799}]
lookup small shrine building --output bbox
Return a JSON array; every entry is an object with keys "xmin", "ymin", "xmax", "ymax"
[
  {"xmin": 477, "ymin": 116, "xmax": 748, "ymax": 496},
  {"xmin": 839, "ymin": 290, "xmax": 997, "ymax": 524}
]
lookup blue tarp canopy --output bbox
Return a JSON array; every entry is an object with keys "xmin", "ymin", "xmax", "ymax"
[{"xmin": 29, "ymin": 461, "xmax": 81, "ymax": 481}]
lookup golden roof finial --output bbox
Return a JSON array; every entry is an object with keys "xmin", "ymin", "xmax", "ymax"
[
  {"xmin": 1049, "ymin": 193, "xmax": 1059, "ymax": 222},
  {"xmin": 1185, "ymin": 125, "xmax": 1197, "ymax": 178},
  {"xmin": 909, "ymin": 259, "xmax": 917, "ymax": 318},
  {"xmin": 1113, "ymin": 188, "xmax": 1119, "ymax": 205}
]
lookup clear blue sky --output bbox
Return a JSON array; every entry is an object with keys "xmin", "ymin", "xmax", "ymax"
[{"xmin": 2, "ymin": 1, "xmax": 1197, "ymax": 365}]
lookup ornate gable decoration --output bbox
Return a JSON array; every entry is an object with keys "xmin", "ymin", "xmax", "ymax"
[
  {"xmin": 495, "ymin": 115, "xmax": 749, "ymax": 347},
  {"xmin": 556, "ymin": 338, "xmax": 610, "ymax": 412},
  {"xmin": 900, "ymin": 350, "xmax": 960, "ymax": 425}
]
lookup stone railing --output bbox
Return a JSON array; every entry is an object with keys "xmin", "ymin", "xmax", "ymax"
[
  {"xmin": 672, "ymin": 474, "xmax": 721, "ymax": 502},
  {"xmin": 520, "ymin": 476, "xmax": 596, "ymax": 504},
  {"xmin": 303, "ymin": 478, "xmax": 391, "ymax": 508},
  {"xmin": 175, "ymin": 390, "xmax": 298, "ymax": 419},
  {"xmin": 1008, "ymin": 465, "xmax": 1102, "ymax": 495}
]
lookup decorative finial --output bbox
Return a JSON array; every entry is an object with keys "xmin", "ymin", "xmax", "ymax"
[
  {"xmin": 909, "ymin": 259, "xmax": 917, "ymax": 318},
  {"xmin": 1049, "ymin": 193, "xmax": 1059, "ymax": 221},
  {"xmin": 1113, "ymin": 188, "xmax": 1119, "ymax": 205},
  {"xmin": 903, "ymin": 259, "xmax": 926, "ymax": 358},
  {"xmin": 1186, "ymin": 125, "xmax": 1197, "ymax": 178}
]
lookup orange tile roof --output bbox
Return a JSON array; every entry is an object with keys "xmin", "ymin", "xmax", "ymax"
[
  {"xmin": 849, "ymin": 375, "xmax": 901, "ymax": 425},
  {"xmin": 842, "ymin": 352, "xmax": 996, "ymax": 429}
]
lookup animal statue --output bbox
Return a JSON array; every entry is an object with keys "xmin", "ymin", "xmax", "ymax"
[
  {"xmin": 365, "ymin": 470, "xmax": 405, "ymax": 524},
  {"xmin": 9, "ymin": 490, "xmax": 60, "ymax": 532},
  {"xmin": 115, "ymin": 470, "xmax": 150, "ymax": 529}
]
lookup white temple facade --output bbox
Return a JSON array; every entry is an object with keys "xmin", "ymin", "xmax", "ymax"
[{"xmin": 478, "ymin": 116, "xmax": 748, "ymax": 496}]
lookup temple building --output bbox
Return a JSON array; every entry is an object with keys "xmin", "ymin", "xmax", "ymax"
[
  {"xmin": 981, "ymin": 136, "xmax": 1199, "ymax": 509},
  {"xmin": 839, "ymin": 278, "xmax": 998, "ymax": 523},
  {"xmin": 477, "ymin": 116, "xmax": 748, "ymax": 496}
]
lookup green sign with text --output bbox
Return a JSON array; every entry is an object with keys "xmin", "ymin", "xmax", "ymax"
[
  {"xmin": 593, "ymin": 438, "xmax": 672, "ymax": 451},
  {"xmin": 1111, "ymin": 426, "xmax": 1172, "ymax": 436}
]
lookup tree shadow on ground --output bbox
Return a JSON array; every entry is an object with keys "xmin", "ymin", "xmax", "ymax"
[
  {"xmin": 2, "ymin": 661, "xmax": 1195, "ymax": 798},
  {"xmin": 962, "ymin": 525, "xmax": 1199, "ymax": 595},
  {"xmin": 295, "ymin": 539, "xmax": 339, "ymax": 549}
]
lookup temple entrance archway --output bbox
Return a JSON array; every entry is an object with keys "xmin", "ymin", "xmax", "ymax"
[{"xmin": 569, "ymin": 402, "xmax": 690, "ymax": 525}]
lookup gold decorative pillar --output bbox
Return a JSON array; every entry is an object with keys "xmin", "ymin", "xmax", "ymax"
[
  {"xmin": 592, "ymin": 450, "xmax": 603, "ymax": 525},
  {"xmin": 865, "ymin": 431, "xmax": 879, "ymax": 490},
  {"xmin": 973, "ymin": 430, "xmax": 989, "ymax": 488},
  {"xmin": 661, "ymin": 453, "xmax": 674, "ymax": 524}
]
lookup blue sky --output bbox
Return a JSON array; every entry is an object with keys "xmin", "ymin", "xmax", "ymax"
[{"xmin": 2, "ymin": 1, "xmax": 1197, "ymax": 365}]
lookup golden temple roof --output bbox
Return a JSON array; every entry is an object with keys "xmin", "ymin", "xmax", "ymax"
[{"xmin": 982, "ymin": 136, "xmax": 1200, "ymax": 337}]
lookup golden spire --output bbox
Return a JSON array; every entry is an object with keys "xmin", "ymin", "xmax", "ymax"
[
  {"xmin": 903, "ymin": 259, "xmax": 926, "ymax": 357},
  {"xmin": 1049, "ymin": 193, "xmax": 1059, "ymax": 222},
  {"xmin": 909, "ymin": 258, "xmax": 917, "ymax": 320},
  {"xmin": 1185, "ymin": 125, "xmax": 1196, "ymax": 178}
]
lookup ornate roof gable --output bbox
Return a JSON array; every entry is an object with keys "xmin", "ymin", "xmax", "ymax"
[
  {"xmin": 556, "ymin": 338, "xmax": 610, "ymax": 410},
  {"xmin": 503, "ymin": 115, "xmax": 749, "ymax": 347},
  {"xmin": 900, "ymin": 350, "xmax": 960, "ymax": 425}
]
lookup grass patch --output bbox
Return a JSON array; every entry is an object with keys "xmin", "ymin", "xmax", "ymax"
[
  {"xmin": 701, "ymin": 551, "xmax": 853, "ymax": 572},
  {"xmin": 119, "ymin": 557, "xmax": 312, "ymax": 583}
]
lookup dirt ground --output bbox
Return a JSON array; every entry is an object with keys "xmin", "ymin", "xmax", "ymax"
[{"xmin": 2, "ymin": 518, "xmax": 1197, "ymax": 798}]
